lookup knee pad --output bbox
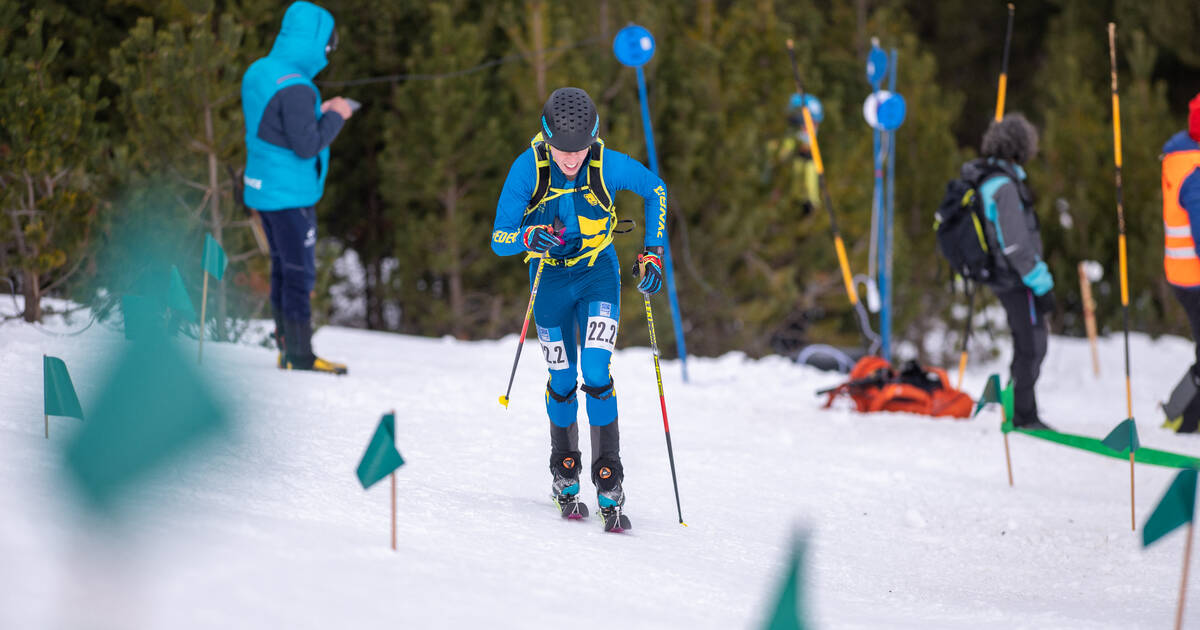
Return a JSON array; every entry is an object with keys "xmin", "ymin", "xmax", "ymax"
[
  {"xmin": 545, "ymin": 380, "xmax": 579, "ymax": 428},
  {"xmin": 581, "ymin": 378, "xmax": 618, "ymax": 427}
]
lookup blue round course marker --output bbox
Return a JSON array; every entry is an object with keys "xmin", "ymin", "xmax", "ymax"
[
  {"xmin": 788, "ymin": 93, "xmax": 824, "ymax": 123},
  {"xmin": 613, "ymin": 24, "xmax": 655, "ymax": 68},
  {"xmin": 877, "ymin": 92, "xmax": 907, "ymax": 131},
  {"xmin": 866, "ymin": 44, "xmax": 888, "ymax": 88}
]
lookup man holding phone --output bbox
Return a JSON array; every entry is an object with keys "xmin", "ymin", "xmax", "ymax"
[{"xmin": 242, "ymin": 0, "xmax": 354, "ymax": 374}]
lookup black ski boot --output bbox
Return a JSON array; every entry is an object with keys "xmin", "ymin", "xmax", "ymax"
[
  {"xmin": 283, "ymin": 318, "xmax": 347, "ymax": 375},
  {"xmin": 549, "ymin": 414, "xmax": 587, "ymax": 519}
]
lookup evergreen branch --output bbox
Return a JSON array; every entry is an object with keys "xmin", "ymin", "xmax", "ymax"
[
  {"xmin": 40, "ymin": 246, "xmax": 89, "ymax": 293},
  {"xmin": 317, "ymin": 36, "xmax": 602, "ymax": 87}
]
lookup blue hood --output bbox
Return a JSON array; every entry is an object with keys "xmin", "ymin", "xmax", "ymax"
[{"xmin": 268, "ymin": 1, "xmax": 335, "ymax": 79}]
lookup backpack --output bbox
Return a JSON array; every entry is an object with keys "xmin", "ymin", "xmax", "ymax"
[
  {"xmin": 820, "ymin": 356, "xmax": 973, "ymax": 419},
  {"xmin": 934, "ymin": 166, "xmax": 1003, "ymax": 282}
]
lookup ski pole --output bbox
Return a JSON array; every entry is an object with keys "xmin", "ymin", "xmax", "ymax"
[
  {"xmin": 499, "ymin": 220, "xmax": 562, "ymax": 409},
  {"xmin": 635, "ymin": 262, "xmax": 686, "ymax": 526},
  {"xmin": 960, "ymin": 3, "xmax": 1015, "ymax": 387},
  {"xmin": 785, "ymin": 39, "xmax": 880, "ymax": 353},
  {"xmin": 1107, "ymin": 23, "xmax": 1133, "ymax": 423},
  {"xmin": 955, "ymin": 282, "xmax": 976, "ymax": 390},
  {"xmin": 1109, "ymin": 22, "xmax": 1138, "ymax": 532},
  {"xmin": 994, "ymin": 4, "xmax": 1015, "ymax": 123}
]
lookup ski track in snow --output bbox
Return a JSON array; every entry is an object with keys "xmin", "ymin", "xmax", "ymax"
[{"xmin": 2, "ymin": 303, "xmax": 1198, "ymax": 629}]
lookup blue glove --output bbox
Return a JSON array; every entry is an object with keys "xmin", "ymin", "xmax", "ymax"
[
  {"xmin": 523, "ymin": 224, "xmax": 563, "ymax": 254},
  {"xmin": 634, "ymin": 247, "xmax": 664, "ymax": 295}
]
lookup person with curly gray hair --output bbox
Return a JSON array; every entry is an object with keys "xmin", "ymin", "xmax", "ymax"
[{"xmin": 961, "ymin": 113, "xmax": 1055, "ymax": 430}]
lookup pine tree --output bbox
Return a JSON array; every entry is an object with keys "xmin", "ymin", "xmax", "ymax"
[
  {"xmin": 0, "ymin": 5, "xmax": 107, "ymax": 322},
  {"xmin": 108, "ymin": 7, "xmax": 260, "ymax": 339}
]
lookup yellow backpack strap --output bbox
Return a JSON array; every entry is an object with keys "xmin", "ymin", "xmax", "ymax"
[
  {"xmin": 528, "ymin": 135, "xmax": 552, "ymax": 211},
  {"xmin": 586, "ymin": 141, "xmax": 612, "ymax": 210}
]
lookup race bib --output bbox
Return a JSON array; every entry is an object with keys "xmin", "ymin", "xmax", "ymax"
[
  {"xmin": 584, "ymin": 302, "xmax": 619, "ymax": 351},
  {"xmin": 537, "ymin": 326, "xmax": 570, "ymax": 371}
]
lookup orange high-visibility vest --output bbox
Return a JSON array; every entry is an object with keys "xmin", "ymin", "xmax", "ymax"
[{"xmin": 1163, "ymin": 149, "xmax": 1200, "ymax": 287}]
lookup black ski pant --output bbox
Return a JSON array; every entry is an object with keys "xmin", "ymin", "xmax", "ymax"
[
  {"xmin": 995, "ymin": 287, "xmax": 1048, "ymax": 424},
  {"xmin": 1173, "ymin": 285, "xmax": 1200, "ymax": 378}
]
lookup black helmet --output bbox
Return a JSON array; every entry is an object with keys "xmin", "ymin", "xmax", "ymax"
[{"xmin": 540, "ymin": 87, "xmax": 599, "ymax": 152}]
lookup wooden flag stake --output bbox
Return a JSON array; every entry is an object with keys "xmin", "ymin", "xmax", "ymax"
[
  {"xmin": 1003, "ymin": 433, "xmax": 1014, "ymax": 487},
  {"xmin": 1178, "ymin": 521, "xmax": 1194, "ymax": 630},
  {"xmin": 391, "ymin": 472, "xmax": 397, "ymax": 552},
  {"xmin": 1126, "ymin": 451, "xmax": 1136, "ymax": 531},
  {"xmin": 390, "ymin": 408, "xmax": 398, "ymax": 552},
  {"xmin": 198, "ymin": 272, "xmax": 209, "ymax": 364},
  {"xmin": 1078, "ymin": 262, "xmax": 1100, "ymax": 376}
]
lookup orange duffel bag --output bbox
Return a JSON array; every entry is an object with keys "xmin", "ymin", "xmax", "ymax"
[{"xmin": 819, "ymin": 356, "xmax": 973, "ymax": 419}]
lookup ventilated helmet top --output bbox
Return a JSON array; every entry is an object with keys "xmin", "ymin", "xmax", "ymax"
[{"xmin": 541, "ymin": 87, "xmax": 599, "ymax": 152}]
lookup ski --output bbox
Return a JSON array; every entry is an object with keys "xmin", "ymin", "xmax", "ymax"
[
  {"xmin": 553, "ymin": 495, "xmax": 589, "ymax": 520},
  {"xmin": 600, "ymin": 506, "xmax": 631, "ymax": 533}
]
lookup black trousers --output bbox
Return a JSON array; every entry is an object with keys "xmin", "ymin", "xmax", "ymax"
[
  {"xmin": 1173, "ymin": 285, "xmax": 1200, "ymax": 376},
  {"xmin": 995, "ymin": 288, "xmax": 1049, "ymax": 423}
]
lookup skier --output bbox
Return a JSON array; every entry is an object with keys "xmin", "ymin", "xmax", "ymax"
[
  {"xmin": 766, "ymin": 93, "xmax": 822, "ymax": 216},
  {"xmin": 1161, "ymin": 93, "xmax": 1200, "ymax": 433},
  {"xmin": 491, "ymin": 87, "xmax": 668, "ymax": 529},
  {"xmin": 241, "ymin": 0, "xmax": 350, "ymax": 374},
  {"xmin": 961, "ymin": 113, "xmax": 1055, "ymax": 430}
]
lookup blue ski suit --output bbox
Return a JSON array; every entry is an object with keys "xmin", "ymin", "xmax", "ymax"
[{"xmin": 492, "ymin": 143, "xmax": 667, "ymax": 431}]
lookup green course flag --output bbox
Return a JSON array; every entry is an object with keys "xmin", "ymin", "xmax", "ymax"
[
  {"xmin": 974, "ymin": 373, "xmax": 1002, "ymax": 417},
  {"xmin": 1000, "ymin": 380, "xmax": 1014, "ymax": 424},
  {"xmin": 202, "ymin": 233, "xmax": 228, "ymax": 281},
  {"xmin": 357, "ymin": 413, "xmax": 405, "ymax": 489},
  {"xmin": 44, "ymin": 355, "xmax": 84, "ymax": 420},
  {"xmin": 168, "ymin": 265, "xmax": 196, "ymax": 322},
  {"xmin": 1143, "ymin": 469, "xmax": 1197, "ymax": 547},
  {"xmin": 63, "ymin": 336, "xmax": 229, "ymax": 511},
  {"xmin": 1101, "ymin": 418, "xmax": 1140, "ymax": 454},
  {"xmin": 762, "ymin": 536, "xmax": 809, "ymax": 630}
]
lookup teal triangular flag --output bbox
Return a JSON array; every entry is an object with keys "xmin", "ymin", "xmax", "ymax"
[
  {"xmin": 62, "ymin": 336, "xmax": 229, "ymax": 511},
  {"xmin": 1101, "ymin": 418, "xmax": 1140, "ymax": 453},
  {"xmin": 167, "ymin": 265, "xmax": 196, "ymax": 322},
  {"xmin": 356, "ymin": 413, "xmax": 405, "ymax": 489},
  {"xmin": 202, "ymin": 233, "xmax": 228, "ymax": 281},
  {"xmin": 121, "ymin": 294, "xmax": 167, "ymax": 341},
  {"xmin": 44, "ymin": 355, "xmax": 84, "ymax": 420},
  {"xmin": 974, "ymin": 374, "xmax": 1002, "ymax": 417},
  {"xmin": 1143, "ymin": 468, "xmax": 1197, "ymax": 547},
  {"xmin": 762, "ymin": 535, "xmax": 809, "ymax": 630}
]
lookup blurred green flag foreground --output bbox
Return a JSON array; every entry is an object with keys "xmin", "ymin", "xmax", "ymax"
[
  {"xmin": 1143, "ymin": 468, "xmax": 1197, "ymax": 547},
  {"xmin": 63, "ymin": 335, "xmax": 228, "ymax": 511},
  {"xmin": 203, "ymin": 233, "xmax": 228, "ymax": 281},
  {"xmin": 1101, "ymin": 418, "xmax": 1141, "ymax": 454},
  {"xmin": 357, "ymin": 413, "xmax": 405, "ymax": 490},
  {"xmin": 44, "ymin": 355, "xmax": 84, "ymax": 420},
  {"xmin": 763, "ymin": 535, "xmax": 809, "ymax": 630}
]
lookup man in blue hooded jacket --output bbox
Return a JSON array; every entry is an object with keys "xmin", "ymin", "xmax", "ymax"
[{"xmin": 242, "ymin": 0, "xmax": 352, "ymax": 374}]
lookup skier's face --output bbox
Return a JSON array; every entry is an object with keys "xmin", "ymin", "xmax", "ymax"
[{"xmin": 549, "ymin": 146, "xmax": 588, "ymax": 179}]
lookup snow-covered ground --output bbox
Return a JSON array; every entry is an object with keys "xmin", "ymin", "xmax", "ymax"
[{"xmin": 2, "ymin": 298, "xmax": 1198, "ymax": 629}]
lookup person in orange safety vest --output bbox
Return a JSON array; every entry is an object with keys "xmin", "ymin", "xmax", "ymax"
[{"xmin": 1161, "ymin": 93, "xmax": 1200, "ymax": 433}]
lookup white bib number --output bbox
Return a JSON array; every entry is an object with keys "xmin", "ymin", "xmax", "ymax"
[
  {"xmin": 537, "ymin": 326, "xmax": 570, "ymax": 371},
  {"xmin": 584, "ymin": 315, "xmax": 619, "ymax": 352}
]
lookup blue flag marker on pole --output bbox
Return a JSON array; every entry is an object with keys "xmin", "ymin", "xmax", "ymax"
[{"xmin": 614, "ymin": 24, "xmax": 689, "ymax": 383}]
